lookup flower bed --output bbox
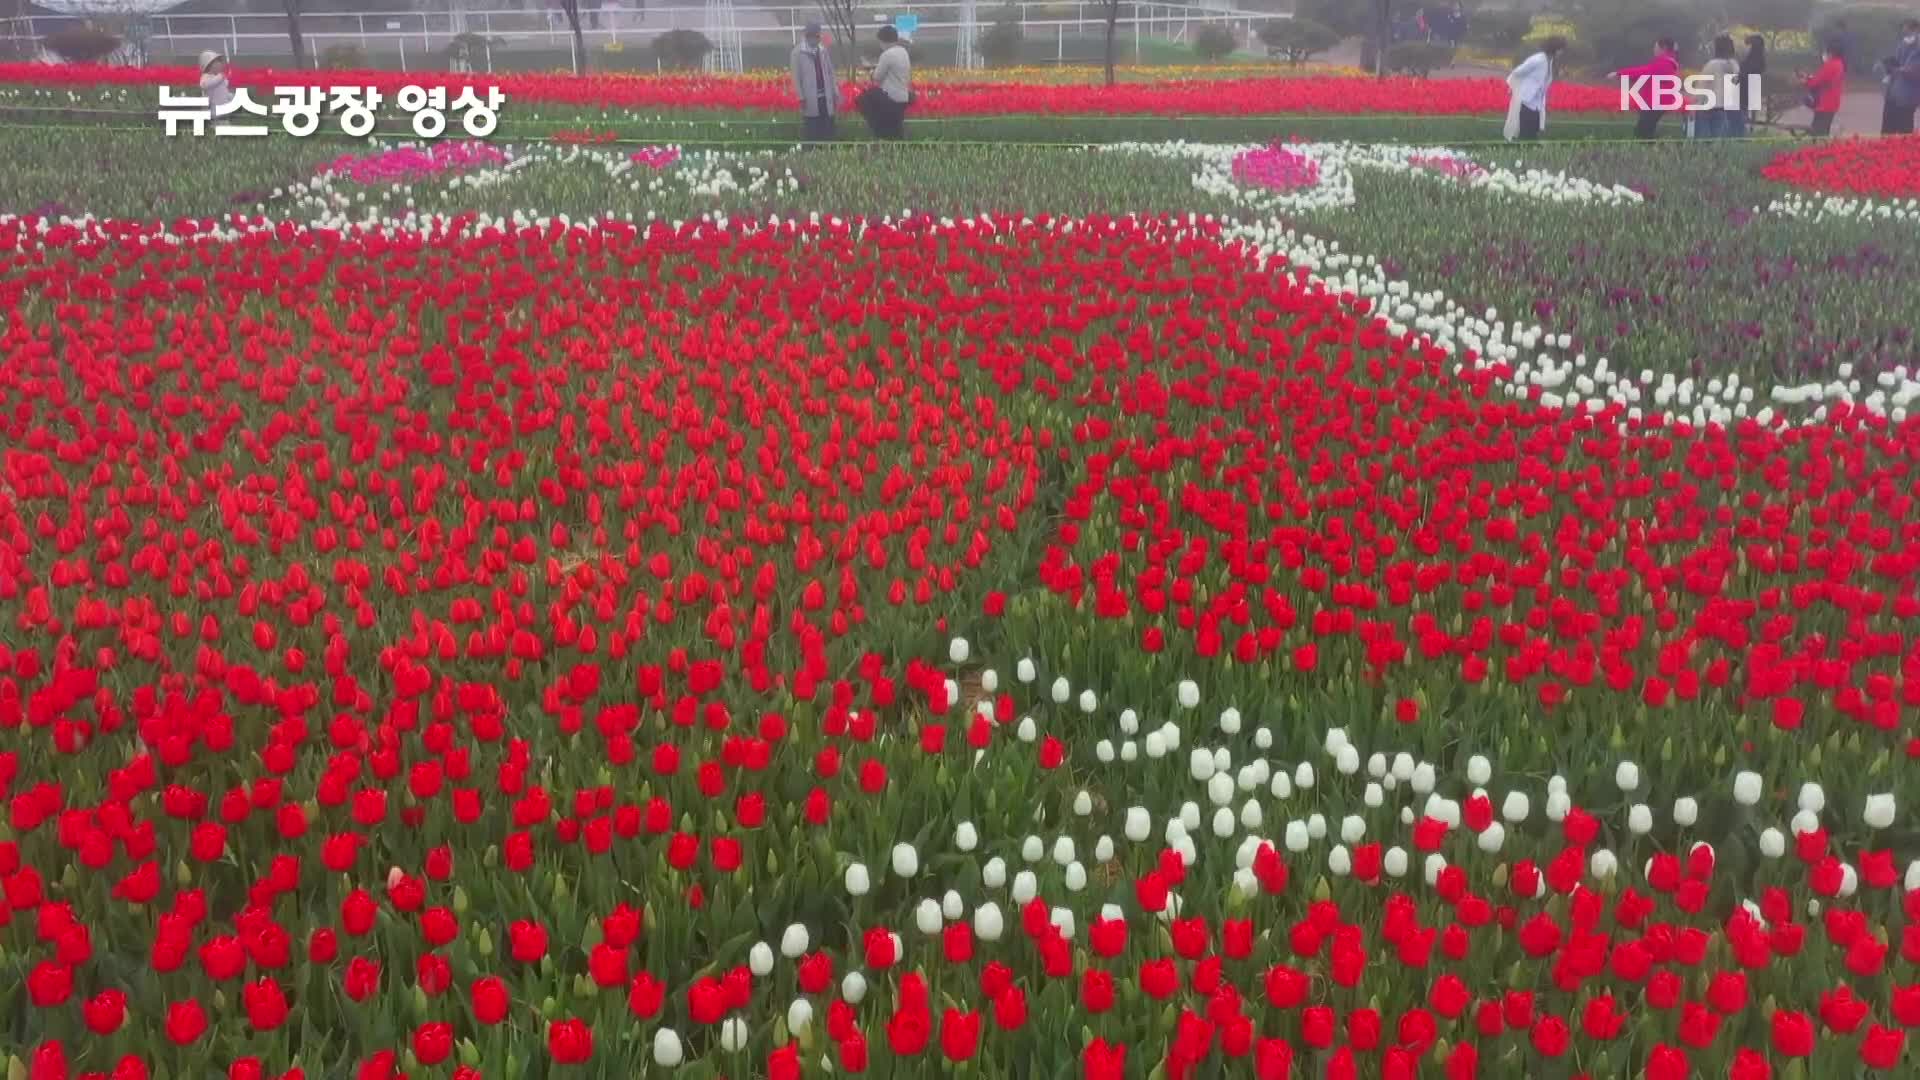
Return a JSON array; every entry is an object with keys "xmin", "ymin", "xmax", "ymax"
[
  {"xmin": 1761, "ymin": 136, "xmax": 1920, "ymax": 200},
  {"xmin": 316, "ymin": 140, "xmax": 506, "ymax": 184},
  {"xmin": 1, "ymin": 202, "xmax": 1919, "ymax": 1080}
]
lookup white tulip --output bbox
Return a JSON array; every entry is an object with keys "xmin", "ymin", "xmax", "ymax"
[
  {"xmin": 1368, "ymin": 753, "xmax": 1388, "ymax": 778},
  {"xmin": 1307, "ymin": 813, "xmax": 1327, "ymax": 840},
  {"xmin": 1051, "ymin": 907, "xmax": 1076, "ymax": 939},
  {"xmin": 1053, "ymin": 837, "xmax": 1076, "ymax": 866},
  {"xmin": 1065, "ymin": 861, "xmax": 1087, "ymax": 891},
  {"xmin": 980, "ymin": 669, "xmax": 998, "ymax": 693},
  {"xmin": 1096, "ymin": 740, "xmax": 1115, "ymax": 763},
  {"xmin": 1627, "ymin": 805, "xmax": 1653, "ymax": 835},
  {"xmin": 1160, "ymin": 723, "xmax": 1182, "ymax": 752},
  {"xmin": 1410, "ymin": 763, "xmax": 1436, "ymax": 795},
  {"xmin": 1050, "ymin": 677, "xmax": 1070, "ymax": 704},
  {"xmin": 749, "ymin": 941, "xmax": 774, "ymax": 976},
  {"xmin": 955, "ymin": 822, "xmax": 979, "ymax": 852},
  {"xmin": 780, "ymin": 923, "xmax": 811, "ymax": 958},
  {"xmin": 1759, "ymin": 828, "xmax": 1786, "ymax": 858},
  {"xmin": 1733, "ymin": 771, "xmax": 1764, "ymax": 806},
  {"xmin": 948, "ymin": 637, "xmax": 970, "ymax": 664},
  {"xmin": 1234, "ymin": 867, "xmax": 1260, "ymax": 898},
  {"xmin": 1240, "ymin": 800, "xmax": 1264, "ymax": 830},
  {"xmin": 1011, "ymin": 870, "xmax": 1038, "ymax": 905},
  {"xmin": 1021, "ymin": 836, "xmax": 1043, "ymax": 862},
  {"xmin": 1791, "ymin": 809, "xmax": 1820, "ymax": 836},
  {"xmin": 1673, "ymin": 797, "xmax": 1699, "ymax": 827},
  {"xmin": 1384, "ymin": 846, "xmax": 1409, "ymax": 877},
  {"xmin": 1212, "ymin": 807, "xmax": 1236, "ymax": 837},
  {"xmin": 1839, "ymin": 863, "xmax": 1859, "ymax": 898},
  {"xmin": 1502, "ymin": 792, "xmax": 1530, "ymax": 822},
  {"xmin": 1285, "ymin": 820, "xmax": 1310, "ymax": 852},
  {"xmin": 1335, "ymin": 745, "xmax": 1360, "ymax": 775},
  {"xmin": 1016, "ymin": 658, "xmax": 1036, "ymax": 683},
  {"xmin": 1177, "ymin": 680, "xmax": 1200, "ymax": 708},
  {"xmin": 1466, "ymin": 755, "xmax": 1492, "ymax": 785},
  {"xmin": 1180, "ymin": 802, "xmax": 1202, "ymax": 831},
  {"xmin": 1477, "ymin": 822, "xmax": 1506, "ymax": 854},
  {"xmin": 1017, "ymin": 716, "xmax": 1038, "ymax": 743},
  {"xmin": 1423, "ymin": 853, "xmax": 1447, "ymax": 885},
  {"xmin": 1545, "ymin": 791, "xmax": 1571, "ymax": 822},
  {"xmin": 1590, "ymin": 849, "xmax": 1618, "ymax": 881},
  {"xmin": 1189, "ymin": 748, "xmax": 1217, "ymax": 782},
  {"xmin": 841, "ymin": 971, "xmax": 867, "ymax": 1003},
  {"xmin": 915, "ymin": 899, "xmax": 943, "ymax": 935},
  {"xmin": 1615, "ymin": 761, "xmax": 1640, "ymax": 792},
  {"xmin": 719, "ymin": 1017, "xmax": 748, "ymax": 1052},
  {"xmin": 787, "ymin": 998, "xmax": 814, "ymax": 1037},
  {"xmin": 1294, "ymin": 762, "xmax": 1315, "ymax": 789},
  {"xmin": 973, "ymin": 901, "xmax": 1005, "ymax": 941},
  {"xmin": 1797, "ymin": 782, "xmax": 1825, "ymax": 813},
  {"xmin": 844, "ymin": 863, "xmax": 870, "ymax": 896},
  {"xmin": 1907, "ymin": 861, "xmax": 1920, "ymax": 892},
  {"xmin": 1270, "ymin": 772, "xmax": 1294, "ymax": 799},
  {"xmin": 652, "ymin": 1029, "xmax": 685, "ymax": 1068},
  {"xmin": 891, "ymin": 843, "xmax": 919, "ymax": 878},
  {"xmin": 1254, "ymin": 727, "xmax": 1273, "ymax": 750},
  {"xmin": 1144, "ymin": 732, "xmax": 1167, "ymax": 759},
  {"xmin": 983, "ymin": 857, "xmax": 1007, "ymax": 889},
  {"xmin": 1073, "ymin": 791, "xmax": 1093, "ymax": 817},
  {"xmin": 1118, "ymin": 709, "xmax": 1139, "ymax": 735},
  {"xmin": 1324, "ymin": 728, "xmax": 1350, "ymax": 755},
  {"xmin": 1213, "ymin": 747, "xmax": 1230, "ymax": 772},
  {"xmin": 1865, "ymin": 793, "xmax": 1897, "ymax": 830},
  {"xmin": 1329, "ymin": 845, "xmax": 1352, "ymax": 876},
  {"xmin": 1121, "ymin": 741, "xmax": 1139, "ymax": 762},
  {"xmin": 1364, "ymin": 783, "xmax": 1384, "ymax": 808},
  {"xmin": 1219, "ymin": 707, "xmax": 1242, "ymax": 734},
  {"xmin": 1391, "ymin": 753, "xmax": 1415, "ymax": 782},
  {"xmin": 1094, "ymin": 835, "xmax": 1114, "ymax": 862},
  {"xmin": 1079, "ymin": 689, "xmax": 1098, "ymax": 714},
  {"xmin": 1207, "ymin": 773, "xmax": 1235, "ymax": 807},
  {"xmin": 1124, "ymin": 807, "xmax": 1151, "ymax": 842}
]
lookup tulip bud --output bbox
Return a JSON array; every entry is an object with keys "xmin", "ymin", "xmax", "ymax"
[
  {"xmin": 1050, "ymin": 677, "xmax": 1070, "ymax": 704},
  {"xmin": 841, "ymin": 972, "xmax": 867, "ymax": 1003},
  {"xmin": 983, "ymin": 857, "xmax": 1006, "ymax": 888},
  {"xmin": 1466, "ymin": 755, "xmax": 1492, "ymax": 785},
  {"xmin": 844, "ymin": 863, "xmax": 871, "ymax": 897},
  {"xmin": 954, "ymin": 822, "xmax": 978, "ymax": 852},
  {"xmin": 749, "ymin": 942, "xmax": 774, "ymax": 976},
  {"xmin": 891, "ymin": 843, "xmax": 919, "ymax": 878},
  {"xmin": 652, "ymin": 1029, "xmax": 684, "ymax": 1068},
  {"xmin": 973, "ymin": 902, "xmax": 1005, "ymax": 942},
  {"xmin": 1732, "ymin": 771, "xmax": 1763, "ymax": 806},
  {"xmin": 1864, "ymin": 793, "xmax": 1896, "ymax": 830},
  {"xmin": 948, "ymin": 637, "xmax": 970, "ymax": 664},
  {"xmin": 1016, "ymin": 658, "xmax": 1035, "ymax": 683},
  {"xmin": 1011, "ymin": 871, "xmax": 1037, "ymax": 905},
  {"xmin": 780, "ymin": 924, "xmax": 810, "ymax": 958}
]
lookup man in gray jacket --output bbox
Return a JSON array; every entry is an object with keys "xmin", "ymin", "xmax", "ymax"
[{"xmin": 792, "ymin": 22, "xmax": 841, "ymax": 142}]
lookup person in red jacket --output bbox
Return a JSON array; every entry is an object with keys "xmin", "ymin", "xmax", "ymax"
[
  {"xmin": 1800, "ymin": 41, "xmax": 1848, "ymax": 135},
  {"xmin": 1612, "ymin": 37, "xmax": 1681, "ymax": 139}
]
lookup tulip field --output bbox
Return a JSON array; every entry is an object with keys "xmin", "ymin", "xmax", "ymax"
[{"xmin": 6, "ymin": 83, "xmax": 1920, "ymax": 1078}]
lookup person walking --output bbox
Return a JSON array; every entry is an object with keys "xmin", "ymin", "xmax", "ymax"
[
  {"xmin": 1880, "ymin": 19, "xmax": 1920, "ymax": 136},
  {"xmin": 1504, "ymin": 36, "xmax": 1565, "ymax": 142},
  {"xmin": 1613, "ymin": 37, "xmax": 1681, "ymax": 139},
  {"xmin": 1696, "ymin": 35, "xmax": 1740, "ymax": 139},
  {"xmin": 1729, "ymin": 34, "xmax": 1765, "ymax": 138},
  {"xmin": 1800, "ymin": 41, "xmax": 1847, "ymax": 136},
  {"xmin": 862, "ymin": 25, "xmax": 912, "ymax": 141},
  {"xmin": 791, "ymin": 22, "xmax": 841, "ymax": 142}
]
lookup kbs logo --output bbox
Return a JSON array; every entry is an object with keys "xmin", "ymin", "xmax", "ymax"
[{"xmin": 1618, "ymin": 74, "xmax": 1763, "ymax": 112}]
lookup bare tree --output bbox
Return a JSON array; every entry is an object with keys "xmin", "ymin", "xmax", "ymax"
[
  {"xmin": 559, "ymin": 0, "xmax": 587, "ymax": 73},
  {"xmin": 817, "ymin": 0, "xmax": 862, "ymax": 72},
  {"xmin": 284, "ymin": 0, "xmax": 306, "ymax": 68},
  {"xmin": 1102, "ymin": 0, "xmax": 1119, "ymax": 86}
]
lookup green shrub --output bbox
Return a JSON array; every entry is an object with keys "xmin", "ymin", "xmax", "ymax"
[
  {"xmin": 980, "ymin": 11, "xmax": 1025, "ymax": 68},
  {"xmin": 653, "ymin": 28, "xmax": 713, "ymax": 70},
  {"xmin": 1258, "ymin": 19, "xmax": 1340, "ymax": 65},
  {"xmin": 1294, "ymin": 0, "xmax": 1366, "ymax": 38},
  {"xmin": 1194, "ymin": 24, "xmax": 1239, "ymax": 63},
  {"xmin": 1386, "ymin": 41, "xmax": 1454, "ymax": 76},
  {"xmin": 1468, "ymin": 10, "xmax": 1537, "ymax": 53},
  {"xmin": 319, "ymin": 44, "xmax": 366, "ymax": 70},
  {"xmin": 43, "ymin": 26, "xmax": 121, "ymax": 64},
  {"xmin": 1575, "ymin": 4, "xmax": 1702, "ymax": 74}
]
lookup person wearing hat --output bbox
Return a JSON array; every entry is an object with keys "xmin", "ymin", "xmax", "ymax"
[
  {"xmin": 791, "ymin": 22, "xmax": 840, "ymax": 142},
  {"xmin": 198, "ymin": 50, "xmax": 234, "ymax": 115}
]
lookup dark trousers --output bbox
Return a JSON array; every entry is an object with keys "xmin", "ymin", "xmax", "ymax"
[
  {"xmin": 1811, "ymin": 110, "xmax": 1836, "ymax": 136},
  {"xmin": 803, "ymin": 104, "xmax": 835, "ymax": 142},
  {"xmin": 868, "ymin": 96, "xmax": 908, "ymax": 140},
  {"xmin": 1517, "ymin": 106, "xmax": 1541, "ymax": 140},
  {"xmin": 1634, "ymin": 109, "xmax": 1664, "ymax": 139},
  {"xmin": 1724, "ymin": 109, "xmax": 1747, "ymax": 137},
  {"xmin": 1884, "ymin": 99, "xmax": 1917, "ymax": 135}
]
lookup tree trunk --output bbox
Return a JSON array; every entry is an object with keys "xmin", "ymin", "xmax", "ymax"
[
  {"xmin": 561, "ymin": 0, "xmax": 587, "ymax": 74},
  {"xmin": 1103, "ymin": 0, "xmax": 1119, "ymax": 87},
  {"xmin": 283, "ymin": 0, "xmax": 306, "ymax": 68}
]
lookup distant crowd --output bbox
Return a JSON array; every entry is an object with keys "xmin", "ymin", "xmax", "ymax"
[{"xmin": 1505, "ymin": 19, "xmax": 1920, "ymax": 142}]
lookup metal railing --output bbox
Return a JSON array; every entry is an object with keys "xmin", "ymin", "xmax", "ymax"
[{"xmin": 1, "ymin": 3, "xmax": 1286, "ymax": 72}]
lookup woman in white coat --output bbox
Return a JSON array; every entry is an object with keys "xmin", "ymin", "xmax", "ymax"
[{"xmin": 1505, "ymin": 37, "xmax": 1566, "ymax": 141}]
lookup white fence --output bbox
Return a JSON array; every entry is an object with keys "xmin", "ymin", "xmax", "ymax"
[{"xmin": 2, "ymin": 3, "xmax": 1286, "ymax": 71}]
